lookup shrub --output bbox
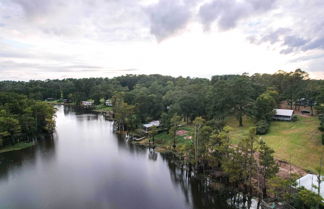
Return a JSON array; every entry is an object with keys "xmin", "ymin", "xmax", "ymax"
[
  {"xmin": 322, "ymin": 134, "xmax": 324, "ymax": 145},
  {"xmin": 292, "ymin": 115, "xmax": 298, "ymax": 122},
  {"xmin": 256, "ymin": 120, "xmax": 270, "ymax": 135}
]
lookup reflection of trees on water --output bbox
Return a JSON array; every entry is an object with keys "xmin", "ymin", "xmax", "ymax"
[
  {"xmin": 160, "ymin": 153, "xmax": 233, "ymax": 209},
  {"xmin": 115, "ymin": 135, "xmax": 147, "ymax": 155},
  {"xmin": 0, "ymin": 134, "xmax": 56, "ymax": 181},
  {"xmin": 148, "ymin": 149, "xmax": 158, "ymax": 161}
]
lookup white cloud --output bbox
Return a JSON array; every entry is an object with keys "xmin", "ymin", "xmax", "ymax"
[{"xmin": 0, "ymin": 0, "xmax": 323, "ymax": 80}]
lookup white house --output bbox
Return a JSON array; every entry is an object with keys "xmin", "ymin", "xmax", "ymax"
[
  {"xmin": 143, "ymin": 120, "xmax": 160, "ymax": 132},
  {"xmin": 105, "ymin": 99, "xmax": 112, "ymax": 107},
  {"xmin": 81, "ymin": 101, "xmax": 93, "ymax": 107},
  {"xmin": 273, "ymin": 109, "xmax": 294, "ymax": 121},
  {"xmin": 296, "ymin": 174, "xmax": 324, "ymax": 198}
]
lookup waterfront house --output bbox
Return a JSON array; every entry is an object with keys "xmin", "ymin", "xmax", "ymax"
[
  {"xmin": 81, "ymin": 101, "xmax": 94, "ymax": 107},
  {"xmin": 105, "ymin": 99, "xmax": 112, "ymax": 107},
  {"xmin": 143, "ymin": 120, "xmax": 160, "ymax": 132}
]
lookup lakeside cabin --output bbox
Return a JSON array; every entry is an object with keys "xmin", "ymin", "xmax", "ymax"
[
  {"xmin": 81, "ymin": 101, "xmax": 94, "ymax": 107},
  {"xmin": 105, "ymin": 99, "xmax": 112, "ymax": 107},
  {"xmin": 143, "ymin": 120, "xmax": 160, "ymax": 133},
  {"xmin": 273, "ymin": 109, "xmax": 294, "ymax": 121}
]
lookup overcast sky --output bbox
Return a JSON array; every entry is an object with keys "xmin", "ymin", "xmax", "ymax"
[{"xmin": 0, "ymin": 0, "xmax": 324, "ymax": 81}]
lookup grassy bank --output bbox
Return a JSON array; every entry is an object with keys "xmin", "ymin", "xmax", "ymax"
[
  {"xmin": 0, "ymin": 142, "xmax": 34, "ymax": 154},
  {"xmin": 227, "ymin": 115, "xmax": 323, "ymax": 172},
  {"xmin": 136, "ymin": 115, "xmax": 323, "ymax": 172},
  {"xmin": 93, "ymin": 105, "xmax": 112, "ymax": 113}
]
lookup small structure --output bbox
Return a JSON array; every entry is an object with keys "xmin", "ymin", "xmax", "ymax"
[
  {"xmin": 296, "ymin": 174, "xmax": 324, "ymax": 198},
  {"xmin": 105, "ymin": 99, "xmax": 112, "ymax": 107},
  {"xmin": 273, "ymin": 109, "xmax": 294, "ymax": 121},
  {"xmin": 81, "ymin": 101, "xmax": 93, "ymax": 107},
  {"xmin": 143, "ymin": 120, "xmax": 160, "ymax": 132},
  {"xmin": 45, "ymin": 98, "xmax": 55, "ymax": 101}
]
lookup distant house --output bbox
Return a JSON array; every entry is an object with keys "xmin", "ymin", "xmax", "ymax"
[
  {"xmin": 81, "ymin": 101, "xmax": 93, "ymax": 107},
  {"xmin": 45, "ymin": 98, "xmax": 55, "ymax": 101},
  {"xmin": 105, "ymin": 99, "xmax": 112, "ymax": 107},
  {"xmin": 296, "ymin": 174, "xmax": 324, "ymax": 198},
  {"xmin": 273, "ymin": 109, "xmax": 294, "ymax": 121},
  {"xmin": 143, "ymin": 120, "xmax": 160, "ymax": 132}
]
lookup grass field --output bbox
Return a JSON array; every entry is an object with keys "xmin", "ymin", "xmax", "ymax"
[
  {"xmin": 93, "ymin": 104, "xmax": 112, "ymax": 113},
  {"xmin": 227, "ymin": 115, "xmax": 324, "ymax": 172},
  {"xmin": 0, "ymin": 142, "xmax": 34, "ymax": 154}
]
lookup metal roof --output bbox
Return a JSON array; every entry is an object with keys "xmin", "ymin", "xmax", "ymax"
[
  {"xmin": 143, "ymin": 120, "xmax": 160, "ymax": 128},
  {"xmin": 296, "ymin": 174, "xmax": 324, "ymax": 198},
  {"xmin": 274, "ymin": 109, "xmax": 294, "ymax": 116}
]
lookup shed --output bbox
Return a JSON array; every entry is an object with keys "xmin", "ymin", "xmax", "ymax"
[
  {"xmin": 273, "ymin": 109, "xmax": 294, "ymax": 121},
  {"xmin": 296, "ymin": 174, "xmax": 324, "ymax": 198}
]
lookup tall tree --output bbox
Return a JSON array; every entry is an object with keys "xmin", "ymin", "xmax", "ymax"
[
  {"xmin": 258, "ymin": 139, "xmax": 279, "ymax": 198},
  {"xmin": 169, "ymin": 114, "xmax": 182, "ymax": 149},
  {"xmin": 229, "ymin": 75, "xmax": 254, "ymax": 126}
]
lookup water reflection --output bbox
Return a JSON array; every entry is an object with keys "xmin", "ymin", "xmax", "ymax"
[{"xmin": 0, "ymin": 105, "xmax": 230, "ymax": 209}]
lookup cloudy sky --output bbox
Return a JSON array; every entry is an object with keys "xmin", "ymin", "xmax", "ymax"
[{"xmin": 0, "ymin": 0, "xmax": 324, "ymax": 80}]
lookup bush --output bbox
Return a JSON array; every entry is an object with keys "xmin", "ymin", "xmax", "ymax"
[
  {"xmin": 322, "ymin": 134, "xmax": 324, "ymax": 145},
  {"xmin": 256, "ymin": 120, "xmax": 270, "ymax": 135},
  {"xmin": 292, "ymin": 115, "xmax": 298, "ymax": 122},
  {"xmin": 318, "ymin": 114, "xmax": 324, "ymax": 131}
]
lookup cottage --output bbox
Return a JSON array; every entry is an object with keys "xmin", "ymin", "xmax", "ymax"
[
  {"xmin": 143, "ymin": 120, "xmax": 160, "ymax": 132},
  {"xmin": 105, "ymin": 99, "xmax": 112, "ymax": 107},
  {"xmin": 296, "ymin": 174, "xmax": 324, "ymax": 198},
  {"xmin": 272, "ymin": 109, "xmax": 294, "ymax": 121},
  {"xmin": 81, "ymin": 101, "xmax": 93, "ymax": 107}
]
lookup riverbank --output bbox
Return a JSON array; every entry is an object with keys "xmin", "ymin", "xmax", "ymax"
[
  {"xmin": 0, "ymin": 142, "xmax": 34, "ymax": 154},
  {"xmin": 93, "ymin": 105, "xmax": 112, "ymax": 113}
]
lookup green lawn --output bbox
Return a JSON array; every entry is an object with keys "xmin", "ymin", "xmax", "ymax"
[
  {"xmin": 93, "ymin": 105, "xmax": 112, "ymax": 113},
  {"xmin": 0, "ymin": 142, "xmax": 34, "ymax": 154},
  {"xmin": 227, "ymin": 116, "xmax": 323, "ymax": 172},
  {"xmin": 153, "ymin": 125, "xmax": 194, "ymax": 152}
]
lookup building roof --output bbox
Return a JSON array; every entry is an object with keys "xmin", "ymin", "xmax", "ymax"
[
  {"xmin": 143, "ymin": 120, "xmax": 160, "ymax": 128},
  {"xmin": 296, "ymin": 174, "xmax": 324, "ymax": 198},
  {"xmin": 274, "ymin": 109, "xmax": 294, "ymax": 116}
]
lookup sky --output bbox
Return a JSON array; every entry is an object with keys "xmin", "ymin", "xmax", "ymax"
[{"xmin": 0, "ymin": 0, "xmax": 324, "ymax": 81}]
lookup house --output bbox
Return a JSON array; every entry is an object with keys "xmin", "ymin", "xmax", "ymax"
[
  {"xmin": 143, "ymin": 120, "xmax": 160, "ymax": 132},
  {"xmin": 105, "ymin": 99, "xmax": 112, "ymax": 107},
  {"xmin": 296, "ymin": 174, "xmax": 324, "ymax": 198},
  {"xmin": 81, "ymin": 101, "xmax": 93, "ymax": 107},
  {"xmin": 272, "ymin": 109, "xmax": 294, "ymax": 121},
  {"xmin": 45, "ymin": 98, "xmax": 55, "ymax": 101}
]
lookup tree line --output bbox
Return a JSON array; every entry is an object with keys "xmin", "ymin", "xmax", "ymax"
[
  {"xmin": 0, "ymin": 92, "xmax": 56, "ymax": 148},
  {"xmin": 1, "ymin": 69, "xmax": 322, "ymax": 129}
]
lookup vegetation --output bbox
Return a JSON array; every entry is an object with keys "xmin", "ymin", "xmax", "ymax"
[
  {"xmin": 0, "ymin": 92, "xmax": 55, "ymax": 150},
  {"xmin": 1, "ymin": 69, "xmax": 324, "ymax": 208},
  {"xmin": 0, "ymin": 142, "xmax": 34, "ymax": 153},
  {"xmin": 228, "ymin": 115, "xmax": 322, "ymax": 172}
]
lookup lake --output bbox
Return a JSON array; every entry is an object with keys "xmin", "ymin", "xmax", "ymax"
[{"xmin": 0, "ymin": 105, "xmax": 230, "ymax": 209}]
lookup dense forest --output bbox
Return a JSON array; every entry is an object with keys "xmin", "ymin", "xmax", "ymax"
[
  {"xmin": 1, "ymin": 69, "xmax": 324, "ymax": 208},
  {"xmin": 0, "ymin": 69, "xmax": 323, "ymax": 128},
  {"xmin": 0, "ymin": 92, "xmax": 55, "ymax": 148}
]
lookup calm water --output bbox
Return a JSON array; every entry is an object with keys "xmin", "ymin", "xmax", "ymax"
[{"xmin": 0, "ymin": 105, "xmax": 230, "ymax": 209}]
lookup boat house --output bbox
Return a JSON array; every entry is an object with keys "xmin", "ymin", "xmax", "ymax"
[{"xmin": 273, "ymin": 109, "xmax": 294, "ymax": 121}]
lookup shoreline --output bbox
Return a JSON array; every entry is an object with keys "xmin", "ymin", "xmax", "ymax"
[{"xmin": 0, "ymin": 142, "xmax": 35, "ymax": 154}]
